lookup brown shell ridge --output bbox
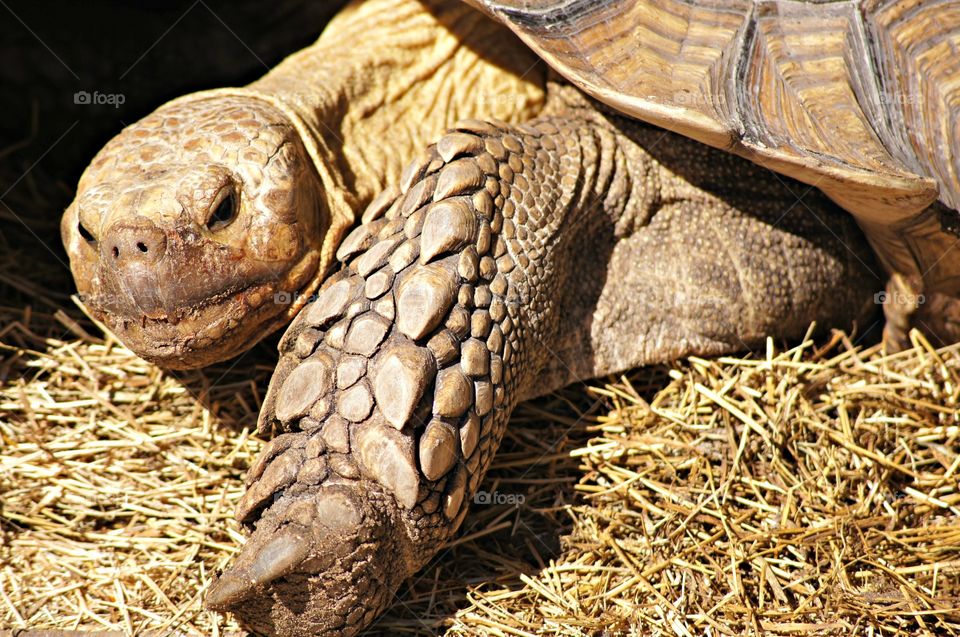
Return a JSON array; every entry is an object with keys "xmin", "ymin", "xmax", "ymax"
[
  {"xmin": 485, "ymin": 1, "xmax": 753, "ymax": 142},
  {"xmin": 864, "ymin": 0, "xmax": 960, "ymax": 211},
  {"xmin": 735, "ymin": 0, "xmax": 935, "ymax": 222},
  {"xmin": 480, "ymin": 0, "xmax": 939, "ymax": 222}
]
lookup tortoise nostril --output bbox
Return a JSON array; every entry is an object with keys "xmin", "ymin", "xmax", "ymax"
[{"xmin": 103, "ymin": 217, "xmax": 167, "ymax": 266}]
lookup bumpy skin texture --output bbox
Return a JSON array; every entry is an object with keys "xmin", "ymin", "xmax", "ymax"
[
  {"xmin": 205, "ymin": 87, "xmax": 878, "ymax": 635},
  {"xmin": 61, "ymin": 1, "xmax": 887, "ymax": 633},
  {"xmin": 472, "ymin": 0, "xmax": 960, "ymax": 348},
  {"xmin": 61, "ymin": 96, "xmax": 326, "ymax": 368},
  {"xmin": 61, "ymin": 0, "xmax": 546, "ymax": 368}
]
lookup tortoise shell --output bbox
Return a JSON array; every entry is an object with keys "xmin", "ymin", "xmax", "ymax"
[{"xmin": 469, "ymin": 1, "xmax": 957, "ymax": 228}]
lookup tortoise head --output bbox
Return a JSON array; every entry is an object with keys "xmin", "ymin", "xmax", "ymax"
[{"xmin": 62, "ymin": 95, "xmax": 328, "ymax": 369}]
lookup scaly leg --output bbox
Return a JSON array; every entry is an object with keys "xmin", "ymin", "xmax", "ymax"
[{"xmin": 205, "ymin": 88, "xmax": 878, "ymax": 635}]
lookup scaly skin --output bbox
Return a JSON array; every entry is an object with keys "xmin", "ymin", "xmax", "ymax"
[
  {"xmin": 204, "ymin": 86, "xmax": 878, "ymax": 635},
  {"xmin": 61, "ymin": 2, "xmax": 883, "ymax": 634},
  {"xmin": 61, "ymin": 0, "xmax": 545, "ymax": 368}
]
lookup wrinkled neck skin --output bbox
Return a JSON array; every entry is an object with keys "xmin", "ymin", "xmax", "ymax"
[
  {"xmin": 232, "ymin": 0, "xmax": 546, "ymax": 290},
  {"xmin": 66, "ymin": 0, "xmax": 546, "ymax": 369}
]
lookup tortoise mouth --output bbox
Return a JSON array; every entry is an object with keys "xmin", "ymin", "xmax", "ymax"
[
  {"xmin": 87, "ymin": 252, "xmax": 324, "ymax": 369},
  {"xmin": 95, "ymin": 282, "xmax": 284, "ymax": 369}
]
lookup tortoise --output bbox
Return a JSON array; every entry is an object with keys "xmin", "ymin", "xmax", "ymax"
[{"xmin": 59, "ymin": 0, "xmax": 960, "ymax": 634}]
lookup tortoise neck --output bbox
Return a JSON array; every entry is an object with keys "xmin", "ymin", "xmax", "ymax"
[{"xmin": 247, "ymin": 0, "xmax": 546, "ymax": 229}]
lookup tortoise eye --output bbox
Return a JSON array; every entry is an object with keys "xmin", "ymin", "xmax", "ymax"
[
  {"xmin": 78, "ymin": 221, "xmax": 96, "ymax": 244},
  {"xmin": 207, "ymin": 190, "xmax": 237, "ymax": 231}
]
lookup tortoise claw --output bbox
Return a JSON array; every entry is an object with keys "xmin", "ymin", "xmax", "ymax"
[
  {"xmin": 205, "ymin": 525, "xmax": 310, "ymax": 609},
  {"xmin": 204, "ymin": 567, "xmax": 253, "ymax": 610},
  {"xmin": 205, "ymin": 483, "xmax": 415, "ymax": 635}
]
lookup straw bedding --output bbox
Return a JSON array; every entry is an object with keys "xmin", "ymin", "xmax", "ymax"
[
  {"xmin": 0, "ymin": 108, "xmax": 958, "ymax": 637},
  {"xmin": 2, "ymin": 248, "xmax": 958, "ymax": 636}
]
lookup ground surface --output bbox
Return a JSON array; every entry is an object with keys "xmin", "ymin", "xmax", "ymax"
[
  {"xmin": 1, "ymin": 1, "xmax": 959, "ymax": 635},
  {"xmin": 3, "ymin": 272, "xmax": 959, "ymax": 636}
]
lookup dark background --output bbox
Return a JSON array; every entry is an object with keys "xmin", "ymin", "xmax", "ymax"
[{"xmin": 0, "ymin": 0, "xmax": 347, "ymax": 301}]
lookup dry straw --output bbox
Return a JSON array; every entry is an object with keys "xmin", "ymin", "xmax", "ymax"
[{"xmin": 1, "ymin": 270, "xmax": 959, "ymax": 635}]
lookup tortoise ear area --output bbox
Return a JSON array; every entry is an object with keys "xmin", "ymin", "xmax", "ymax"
[{"xmin": 254, "ymin": 139, "xmax": 314, "ymax": 225}]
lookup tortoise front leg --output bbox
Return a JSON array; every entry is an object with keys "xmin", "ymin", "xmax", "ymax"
[
  {"xmin": 881, "ymin": 271, "xmax": 960, "ymax": 351},
  {"xmin": 206, "ymin": 94, "xmax": 878, "ymax": 636}
]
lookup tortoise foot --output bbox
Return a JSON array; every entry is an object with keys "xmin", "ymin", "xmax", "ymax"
[
  {"xmin": 882, "ymin": 273, "xmax": 960, "ymax": 351},
  {"xmin": 205, "ymin": 474, "xmax": 404, "ymax": 636}
]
